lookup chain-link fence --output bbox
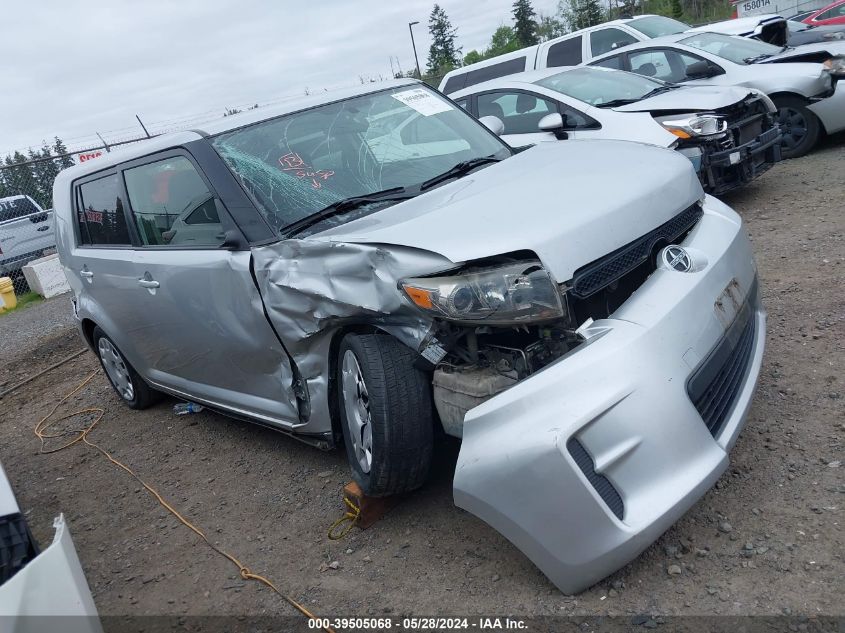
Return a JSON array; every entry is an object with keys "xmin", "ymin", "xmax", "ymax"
[{"xmin": 0, "ymin": 137, "xmax": 152, "ymax": 298}]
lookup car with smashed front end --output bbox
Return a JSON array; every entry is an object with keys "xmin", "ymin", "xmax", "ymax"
[
  {"xmin": 450, "ymin": 66, "xmax": 781, "ymax": 195},
  {"xmin": 54, "ymin": 79, "xmax": 766, "ymax": 594},
  {"xmin": 588, "ymin": 31, "xmax": 845, "ymax": 158}
]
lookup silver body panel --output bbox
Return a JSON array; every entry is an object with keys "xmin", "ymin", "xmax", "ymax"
[
  {"xmin": 53, "ymin": 82, "xmax": 764, "ymax": 592},
  {"xmin": 455, "ymin": 194, "xmax": 765, "ymax": 593}
]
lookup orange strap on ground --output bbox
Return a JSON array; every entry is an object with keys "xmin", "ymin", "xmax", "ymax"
[{"xmin": 34, "ymin": 368, "xmax": 334, "ymax": 633}]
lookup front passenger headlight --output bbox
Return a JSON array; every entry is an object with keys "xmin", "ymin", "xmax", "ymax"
[
  {"xmin": 400, "ymin": 261, "xmax": 565, "ymax": 325},
  {"xmin": 660, "ymin": 114, "xmax": 727, "ymax": 139}
]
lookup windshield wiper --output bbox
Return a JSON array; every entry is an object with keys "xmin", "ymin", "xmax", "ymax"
[
  {"xmin": 420, "ymin": 155, "xmax": 501, "ymax": 190},
  {"xmin": 596, "ymin": 86, "xmax": 678, "ymax": 108},
  {"xmin": 282, "ymin": 187, "xmax": 417, "ymax": 238},
  {"xmin": 743, "ymin": 53, "xmax": 774, "ymax": 63}
]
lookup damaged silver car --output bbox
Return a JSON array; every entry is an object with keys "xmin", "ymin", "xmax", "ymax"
[{"xmin": 54, "ymin": 79, "xmax": 766, "ymax": 593}]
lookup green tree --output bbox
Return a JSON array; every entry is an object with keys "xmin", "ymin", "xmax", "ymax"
[
  {"xmin": 53, "ymin": 137, "xmax": 75, "ymax": 169},
  {"xmin": 463, "ymin": 50, "xmax": 484, "ymax": 65},
  {"xmin": 486, "ymin": 25, "xmax": 521, "ymax": 57},
  {"xmin": 536, "ymin": 12, "xmax": 567, "ymax": 41},
  {"xmin": 561, "ymin": 0, "xmax": 605, "ymax": 31},
  {"xmin": 671, "ymin": 0, "xmax": 684, "ymax": 19},
  {"xmin": 31, "ymin": 143, "xmax": 61, "ymax": 209},
  {"xmin": 512, "ymin": 0, "xmax": 539, "ymax": 46},
  {"xmin": 426, "ymin": 4, "xmax": 461, "ymax": 74}
]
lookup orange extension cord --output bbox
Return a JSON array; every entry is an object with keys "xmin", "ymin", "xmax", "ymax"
[{"xmin": 33, "ymin": 368, "xmax": 334, "ymax": 632}]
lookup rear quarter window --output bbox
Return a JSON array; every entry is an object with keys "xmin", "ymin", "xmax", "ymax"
[
  {"xmin": 546, "ymin": 36, "xmax": 583, "ymax": 66},
  {"xmin": 75, "ymin": 174, "xmax": 131, "ymax": 246}
]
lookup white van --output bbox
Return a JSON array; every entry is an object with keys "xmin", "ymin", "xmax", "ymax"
[{"xmin": 439, "ymin": 14, "xmax": 789, "ymax": 94}]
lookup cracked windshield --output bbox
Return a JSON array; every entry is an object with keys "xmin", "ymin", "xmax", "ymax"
[{"xmin": 212, "ymin": 85, "xmax": 509, "ymax": 235}]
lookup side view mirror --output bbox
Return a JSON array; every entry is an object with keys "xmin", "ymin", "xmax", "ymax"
[
  {"xmin": 219, "ymin": 229, "xmax": 245, "ymax": 250},
  {"xmin": 685, "ymin": 60, "xmax": 721, "ymax": 79},
  {"xmin": 538, "ymin": 112, "xmax": 569, "ymax": 140},
  {"xmin": 479, "ymin": 115, "xmax": 505, "ymax": 136}
]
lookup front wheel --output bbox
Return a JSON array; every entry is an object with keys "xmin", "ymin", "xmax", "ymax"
[
  {"xmin": 337, "ymin": 333, "xmax": 433, "ymax": 497},
  {"xmin": 774, "ymin": 96, "xmax": 821, "ymax": 159}
]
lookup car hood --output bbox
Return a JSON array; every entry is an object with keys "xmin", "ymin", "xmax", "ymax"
[
  {"xmin": 312, "ymin": 140, "xmax": 702, "ymax": 282},
  {"xmin": 612, "ymin": 84, "xmax": 753, "ymax": 113},
  {"xmin": 761, "ymin": 40, "xmax": 845, "ymax": 61},
  {"xmin": 687, "ymin": 14, "xmax": 784, "ymax": 36}
]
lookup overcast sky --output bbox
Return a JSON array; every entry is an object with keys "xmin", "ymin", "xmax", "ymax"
[{"xmin": 2, "ymin": 0, "xmax": 560, "ymax": 156}]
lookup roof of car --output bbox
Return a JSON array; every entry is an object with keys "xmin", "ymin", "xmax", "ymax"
[
  {"xmin": 55, "ymin": 79, "xmax": 419, "ymax": 183},
  {"xmin": 588, "ymin": 32, "xmax": 696, "ymax": 61},
  {"xmin": 450, "ymin": 66, "xmax": 615, "ymax": 97}
]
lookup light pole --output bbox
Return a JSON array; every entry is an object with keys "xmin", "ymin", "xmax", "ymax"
[{"xmin": 408, "ymin": 21, "xmax": 422, "ymax": 79}]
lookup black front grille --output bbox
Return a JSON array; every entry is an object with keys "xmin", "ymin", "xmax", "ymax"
[
  {"xmin": 567, "ymin": 438, "xmax": 625, "ymax": 520},
  {"xmin": 687, "ymin": 288, "xmax": 758, "ymax": 437},
  {"xmin": 0, "ymin": 513, "xmax": 39, "ymax": 584},
  {"xmin": 717, "ymin": 95, "xmax": 772, "ymax": 148},
  {"xmin": 570, "ymin": 203, "xmax": 703, "ymax": 299}
]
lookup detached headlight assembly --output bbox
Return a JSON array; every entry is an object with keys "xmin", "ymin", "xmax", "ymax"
[
  {"xmin": 400, "ymin": 261, "xmax": 565, "ymax": 325},
  {"xmin": 823, "ymin": 55, "xmax": 845, "ymax": 77},
  {"xmin": 660, "ymin": 115, "xmax": 727, "ymax": 139}
]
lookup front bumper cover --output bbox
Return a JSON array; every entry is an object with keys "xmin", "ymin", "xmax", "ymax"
[
  {"xmin": 453, "ymin": 196, "xmax": 766, "ymax": 594},
  {"xmin": 698, "ymin": 125, "xmax": 782, "ymax": 195}
]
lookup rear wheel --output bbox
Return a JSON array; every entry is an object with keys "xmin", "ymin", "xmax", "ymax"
[
  {"xmin": 93, "ymin": 326, "xmax": 162, "ymax": 410},
  {"xmin": 337, "ymin": 333, "xmax": 433, "ymax": 497},
  {"xmin": 774, "ymin": 96, "xmax": 820, "ymax": 159}
]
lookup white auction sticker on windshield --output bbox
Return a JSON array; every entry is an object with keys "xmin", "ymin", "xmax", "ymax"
[{"xmin": 392, "ymin": 88, "xmax": 451, "ymax": 116}]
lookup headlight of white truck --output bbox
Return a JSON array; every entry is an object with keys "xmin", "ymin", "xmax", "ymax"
[
  {"xmin": 660, "ymin": 115, "xmax": 727, "ymax": 139},
  {"xmin": 400, "ymin": 261, "xmax": 565, "ymax": 324}
]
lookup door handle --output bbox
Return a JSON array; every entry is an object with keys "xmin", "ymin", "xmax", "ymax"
[
  {"xmin": 137, "ymin": 279, "xmax": 160, "ymax": 289},
  {"xmin": 79, "ymin": 270, "xmax": 94, "ymax": 278},
  {"xmin": 37, "ymin": 226, "xmax": 49, "ymax": 232}
]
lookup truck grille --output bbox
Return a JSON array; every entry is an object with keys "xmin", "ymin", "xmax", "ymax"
[
  {"xmin": 570, "ymin": 203, "xmax": 702, "ymax": 299},
  {"xmin": 567, "ymin": 438, "xmax": 625, "ymax": 520},
  {"xmin": 687, "ymin": 282, "xmax": 758, "ymax": 437}
]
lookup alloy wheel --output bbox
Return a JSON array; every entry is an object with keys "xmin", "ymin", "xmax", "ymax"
[{"xmin": 341, "ymin": 350, "xmax": 373, "ymax": 474}]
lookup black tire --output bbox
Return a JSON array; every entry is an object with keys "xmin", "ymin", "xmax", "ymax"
[
  {"xmin": 774, "ymin": 96, "xmax": 821, "ymax": 159},
  {"xmin": 92, "ymin": 326, "xmax": 162, "ymax": 410},
  {"xmin": 337, "ymin": 333, "xmax": 433, "ymax": 497}
]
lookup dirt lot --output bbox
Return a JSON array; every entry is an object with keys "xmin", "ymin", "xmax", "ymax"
[{"xmin": 1, "ymin": 136, "xmax": 842, "ymax": 623}]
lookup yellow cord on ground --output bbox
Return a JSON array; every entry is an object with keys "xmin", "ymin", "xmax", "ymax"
[
  {"xmin": 34, "ymin": 368, "xmax": 334, "ymax": 633},
  {"xmin": 327, "ymin": 496, "xmax": 361, "ymax": 540}
]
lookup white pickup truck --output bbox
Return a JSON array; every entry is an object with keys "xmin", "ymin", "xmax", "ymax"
[
  {"xmin": 0, "ymin": 195, "xmax": 56, "ymax": 278},
  {"xmin": 440, "ymin": 14, "xmax": 792, "ymax": 95}
]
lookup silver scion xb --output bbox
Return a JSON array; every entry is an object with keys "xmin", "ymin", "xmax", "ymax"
[{"xmin": 53, "ymin": 79, "xmax": 766, "ymax": 593}]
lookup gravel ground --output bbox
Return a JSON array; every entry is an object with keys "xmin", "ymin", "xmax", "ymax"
[
  {"xmin": 0, "ymin": 294, "xmax": 75, "ymax": 361},
  {"xmin": 0, "ymin": 136, "xmax": 842, "ymax": 624}
]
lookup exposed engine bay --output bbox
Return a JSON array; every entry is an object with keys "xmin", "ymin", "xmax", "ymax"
[{"xmin": 428, "ymin": 203, "xmax": 704, "ymax": 436}]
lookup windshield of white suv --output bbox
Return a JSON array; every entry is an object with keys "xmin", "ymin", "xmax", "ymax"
[
  {"xmin": 627, "ymin": 16, "xmax": 689, "ymax": 37},
  {"xmin": 680, "ymin": 32, "xmax": 783, "ymax": 63},
  {"xmin": 535, "ymin": 67, "xmax": 675, "ymax": 107},
  {"xmin": 212, "ymin": 85, "xmax": 509, "ymax": 235}
]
